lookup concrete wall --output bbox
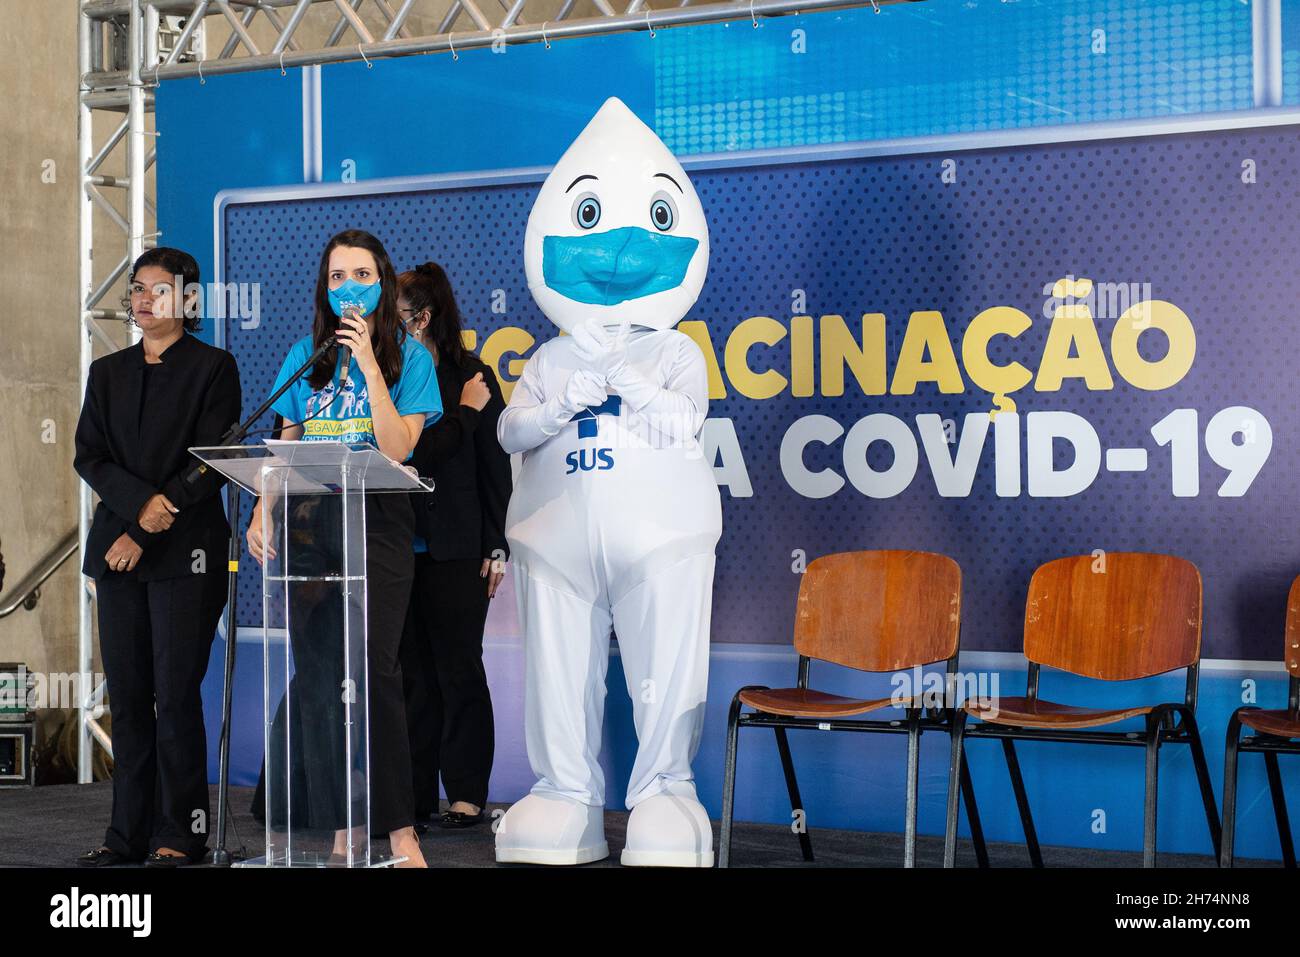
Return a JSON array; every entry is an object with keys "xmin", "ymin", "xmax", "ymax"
[{"xmin": 0, "ymin": 0, "xmax": 87, "ymax": 757}]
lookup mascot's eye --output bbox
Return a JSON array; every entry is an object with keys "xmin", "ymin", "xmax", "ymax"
[
  {"xmin": 571, "ymin": 193, "xmax": 601, "ymax": 230},
  {"xmin": 649, "ymin": 192, "xmax": 678, "ymax": 231}
]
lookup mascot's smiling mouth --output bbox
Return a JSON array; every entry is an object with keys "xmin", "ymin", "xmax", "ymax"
[{"xmin": 542, "ymin": 225, "xmax": 699, "ymax": 306}]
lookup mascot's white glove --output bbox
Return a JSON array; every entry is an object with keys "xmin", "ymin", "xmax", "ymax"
[
  {"xmin": 536, "ymin": 368, "xmax": 608, "ymax": 436},
  {"xmin": 497, "ymin": 359, "xmax": 610, "ymax": 453},
  {"xmin": 571, "ymin": 318, "xmax": 629, "ymax": 381},
  {"xmin": 570, "ymin": 317, "xmax": 706, "ymax": 444},
  {"xmin": 571, "ymin": 318, "xmax": 653, "ymax": 408}
]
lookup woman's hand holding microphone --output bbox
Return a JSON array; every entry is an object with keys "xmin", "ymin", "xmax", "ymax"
[{"xmin": 335, "ymin": 307, "xmax": 379, "ymax": 382}]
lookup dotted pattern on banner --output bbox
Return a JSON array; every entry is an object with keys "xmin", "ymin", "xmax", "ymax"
[
  {"xmin": 655, "ymin": 0, "xmax": 1254, "ymax": 155},
  {"xmin": 221, "ymin": 126, "xmax": 1300, "ymax": 660}
]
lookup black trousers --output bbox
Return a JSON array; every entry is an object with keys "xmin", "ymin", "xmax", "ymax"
[
  {"xmin": 261, "ymin": 493, "xmax": 417, "ymax": 836},
  {"xmin": 96, "ymin": 565, "xmax": 227, "ymax": 860},
  {"xmin": 398, "ymin": 554, "xmax": 495, "ymax": 814}
]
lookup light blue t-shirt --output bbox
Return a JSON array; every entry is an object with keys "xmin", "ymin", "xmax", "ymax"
[{"xmin": 270, "ymin": 333, "xmax": 443, "ymax": 458}]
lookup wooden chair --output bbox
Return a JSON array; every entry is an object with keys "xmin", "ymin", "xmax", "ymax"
[
  {"xmin": 944, "ymin": 552, "xmax": 1221, "ymax": 868},
  {"xmin": 718, "ymin": 550, "xmax": 987, "ymax": 868},
  {"xmin": 1220, "ymin": 574, "xmax": 1300, "ymax": 868}
]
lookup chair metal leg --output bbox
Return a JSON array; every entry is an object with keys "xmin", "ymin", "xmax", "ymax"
[
  {"xmin": 1220, "ymin": 712, "xmax": 1242, "ymax": 868},
  {"xmin": 1002, "ymin": 738, "xmax": 1043, "ymax": 867},
  {"xmin": 943, "ymin": 711, "xmax": 967, "ymax": 868},
  {"xmin": 718, "ymin": 691, "xmax": 746, "ymax": 868},
  {"xmin": 1143, "ymin": 715, "xmax": 1164, "ymax": 868},
  {"xmin": 1179, "ymin": 710, "xmax": 1222, "ymax": 861},
  {"xmin": 903, "ymin": 708, "xmax": 920, "ymax": 868},
  {"xmin": 1263, "ymin": 750, "xmax": 1297, "ymax": 869},
  {"xmin": 773, "ymin": 725, "xmax": 814, "ymax": 862},
  {"xmin": 960, "ymin": 755, "xmax": 990, "ymax": 868}
]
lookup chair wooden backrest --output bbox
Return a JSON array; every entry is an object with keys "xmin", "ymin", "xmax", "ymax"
[
  {"xmin": 793, "ymin": 550, "xmax": 961, "ymax": 672},
  {"xmin": 1023, "ymin": 553, "xmax": 1202, "ymax": 681}
]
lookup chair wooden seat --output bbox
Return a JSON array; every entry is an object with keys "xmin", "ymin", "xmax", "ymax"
[
  {"xmin": 1238, "ymin": 708, "xmax": 1300, "ymax": 740},
  {"xmin": 720, "ymin": 550, "xmax": 968, "ymax": 869},
  {"xmin": 946, "ymin": 553, "xmax": 1222, "ymax": 869},
  {"xmin": 965, "ymin": 696, "xmax": 1155, "ymax": 730},
  {"xmin": 738, "ymin": 687, "xmax": 909, "ymax": 718}
]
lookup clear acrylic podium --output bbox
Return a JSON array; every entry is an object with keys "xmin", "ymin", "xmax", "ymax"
[{"xmin": 189, "ymin": 439, "xmax": 433, "ymax": 867}]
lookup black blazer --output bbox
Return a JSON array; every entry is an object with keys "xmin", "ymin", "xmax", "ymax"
[
  {"xmin": 408, "ymin": 354, "xmax": 512, "ymax": 563},
  {"xmin": 74, "ymin": 333, "xmax": 242, "ymax": 581}
]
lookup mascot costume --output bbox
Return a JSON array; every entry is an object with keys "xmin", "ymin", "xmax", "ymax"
[{"xmin": 495, "ymin": 97, "xmax": 722, "ymax": 866}]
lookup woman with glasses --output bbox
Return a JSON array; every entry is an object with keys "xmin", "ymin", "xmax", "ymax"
[
  {"xmin": 73, "ymin": 247, "xmax": 242, "ymax": 867},
  {"xmin": 396, "ymin": 262, "xmax": 512, "ymax": 829}
]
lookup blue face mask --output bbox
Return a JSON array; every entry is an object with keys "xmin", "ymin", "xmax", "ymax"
[
  {"xmin": 328, "ymin": 277, "xmax": 382, "ymax": 317},
  {"xmin": 542, "ymin": 226, "xmax": 699, "ymax": 306}
]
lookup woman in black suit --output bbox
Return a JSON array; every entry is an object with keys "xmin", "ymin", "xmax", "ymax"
[
  {"xmin": 73, "ymin": 247, "xmax": 242, "ymax": 867},
  {"xmin": 397, "ymin": 262, "xmax": 512, "ymax": 828}
]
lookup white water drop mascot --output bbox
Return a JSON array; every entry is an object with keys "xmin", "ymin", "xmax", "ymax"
[{"xmin": 495, "ymin": 97, "xmax": 721, "ymax": 866}]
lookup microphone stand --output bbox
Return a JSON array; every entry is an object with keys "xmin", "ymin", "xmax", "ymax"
[{"xmin": 206, "ymin": 336, "xmax": 335, "ymax": 866}]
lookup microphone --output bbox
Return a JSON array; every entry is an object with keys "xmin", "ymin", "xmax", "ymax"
[
  {"xmin": 336, "ymin": 305, "xmax": 358, "ymax": 391},
  {"xmin": 181, "ymin": 332, "xmax": 342, "ymax": 487}
]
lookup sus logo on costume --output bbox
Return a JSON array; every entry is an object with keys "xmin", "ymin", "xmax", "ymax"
[{"xmin": 496, "ymin": 96, "xmax": 722, "ymax": 867}]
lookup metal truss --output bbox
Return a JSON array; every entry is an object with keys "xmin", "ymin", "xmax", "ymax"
[
  {"xmin": 81, "ymin": 0, "xmax": 918, "ymax": 86},
  {"xmin": 77, "ymin": 1, "xmax": 156, "ymax": 783}
]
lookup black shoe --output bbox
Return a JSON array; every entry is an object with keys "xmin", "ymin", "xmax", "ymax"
[
  {"xmin": 437, "ymin": 808, "xmax": 485, "ymax": 829},
  {"xmin": 144, "ymin": 848, "xmax": 204, "ymax": 868},
  {"xmin": 76, "ymin": 846, "xmax": 129, "ymax": 867}
]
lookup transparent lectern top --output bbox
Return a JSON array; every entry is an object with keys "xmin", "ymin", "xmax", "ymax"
[{"xmin": 188, "ymin": 439, "xmax": 435, "ymax": 497}]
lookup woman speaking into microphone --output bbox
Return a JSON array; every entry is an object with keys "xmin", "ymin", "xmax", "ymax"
[{"xmin": 247, "ymin": 229, "xmax": 442, "ymax": 867}]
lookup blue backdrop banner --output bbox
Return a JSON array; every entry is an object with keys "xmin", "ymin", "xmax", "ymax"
[{"xmin": 212, "ymin": 123, "xmax": 1299, "ymax": 661}]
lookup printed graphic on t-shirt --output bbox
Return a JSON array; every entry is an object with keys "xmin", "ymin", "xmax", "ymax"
[
  {"xmin": 269, "ymin": 334, "xmax": 443, "ymax": 458},
  {"xmin": 303, "ymin": 378, "xmax": 374, "ymax": 444}
]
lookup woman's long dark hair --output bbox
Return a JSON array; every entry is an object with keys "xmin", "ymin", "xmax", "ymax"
[
  {"xmin": 397, "ymin": 261, "xmax": 469, "ymax": 370},
  {"xmin": 308, "ymin": 229, "xmax": 406, "ymax": 390}
]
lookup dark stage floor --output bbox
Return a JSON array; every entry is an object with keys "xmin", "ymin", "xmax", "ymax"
[{"xmin": 0, "ymin": 781, "xmax": 1275, "ymax": 868}]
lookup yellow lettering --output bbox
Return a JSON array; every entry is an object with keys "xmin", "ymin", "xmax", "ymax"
[
  {"xmin": 1110, "ymin": 300, "xmax": 1195, "ymax": 390},
  {"xmin": 678, "ymin": 320, "xmax": 728, "ymax": 400},
  {"xmin": 820, "ymin": 313, "xmax": 886, "ymax": 397},
  {"xmin": 1036, "ymin": 295, "xmax": 1114, "ymax": 392},
  {"xmin": 726, "ymin": 316, "xmax": 788, "ymax": 400},
  {"xmin": 480, "ymin": 326, "xmax": 535, "ymax": 403},
  {"xmin": 891, "ymin": 311, "xmax": 964, "ymax": 394},
  {"xmin": 790, "ymin": 315, "xmax": 815, "ymax": 397},
  {"xmin": 963, "ymin": 306, "xmax": 1033, "ymax": 412}
]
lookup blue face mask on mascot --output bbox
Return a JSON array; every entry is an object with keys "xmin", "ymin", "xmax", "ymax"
[
  {"xmin": 328, "ymin": 277, "xmax": 382, "ymax": 317},
  {"xmin": 542, "ymin": 226, "xmax": 699, "ymax": 307}
]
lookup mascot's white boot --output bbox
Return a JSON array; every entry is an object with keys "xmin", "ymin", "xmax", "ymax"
[
  {"xmin": 494, "ymin": 793, "xmax": 608, "ymax": 865},
  {"xmin": 495, "ymin": 96, "xmax": 721, "ymax": 867},
  {"xmin": 622, "ymin": 780, "xmax": 714, "ymax": 868}
]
